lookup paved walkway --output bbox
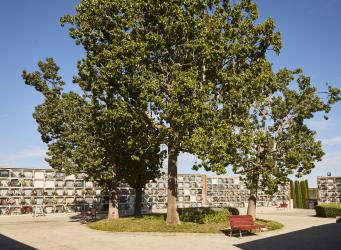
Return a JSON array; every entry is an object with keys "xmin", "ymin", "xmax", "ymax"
[{"xmin": 0, "ymin": 208, "xmax": 339, "ymax": 250}]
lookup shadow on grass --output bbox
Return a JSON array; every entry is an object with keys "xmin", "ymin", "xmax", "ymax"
[
  {"xmin": 235, "ymin": 223, "xmax": 341, "ymax": 250},
  {"xmin": 67, "ymin": 212, "xmax": 157, "ymax": 224},
  {"xmin": 0, "ymin": 234, "xmax": 37, "ymax": 250}
]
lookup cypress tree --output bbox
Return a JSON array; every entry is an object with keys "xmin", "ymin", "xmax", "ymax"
[
  {"xmin": 300, "ymin": 181, "xmax": 307, "ymax": 209},
  {"xmin": 305, "ymin": 180, "xmax": 309, "ymax": 195},
  {"xmin": 295, "ymin": 181, "xmax": 302, "ymax": 208},
  {"xmin": 304, "ymin": 180, "xmax": 310, "ymax": 208}
]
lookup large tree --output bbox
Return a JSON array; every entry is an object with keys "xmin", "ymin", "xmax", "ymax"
[
  {"xmin": 23, "ymin": 58, "xmax": 165, "ymax": 218},
  {"xmin": 60, "ymin": 0, "xmax": 282, "ymax": 224},
  {"xmin": 120, "ymin": 135, "xmax": 166, "ymax": 216},
  {"xmin": 191, "ymin": 68, "xmax": 340, "ymax": 218}
]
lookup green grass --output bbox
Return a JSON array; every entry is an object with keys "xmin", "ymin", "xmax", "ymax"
[
  {"xmin": 87, "ymin": 214, "xmax": 284, "ymax": 234},
  {"xmin": 256, "ymin": 219, "xmax": 284, "ymax": 230}
]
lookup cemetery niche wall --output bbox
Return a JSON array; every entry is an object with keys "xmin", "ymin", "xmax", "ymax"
[
  {"xmin": 317, "ymin": 176, "xmax": 341, "ymax": 204},
  {"xmin": 0, "ymin": 168, "xmax": 290, "ymax": 216}
]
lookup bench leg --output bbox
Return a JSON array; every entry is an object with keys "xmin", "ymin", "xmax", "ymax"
[
  {"xmin": 230, "ymin": 228, "xmax": 233, "ymax": 237},
  {"xmin": 239, "ymin": 229, "xmax": 242, "ymax": 238}
]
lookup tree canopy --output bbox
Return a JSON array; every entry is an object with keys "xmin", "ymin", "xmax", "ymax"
[
  {"xmin": 190, "ymin": 67, "xmax": 340, "ymax": 217},
  {"xmin": 23, "ymin": 58, "xmax": 165, "ymax": 218},
  {"xmin": 59, "ymin": 0, "xmax": 284, "ymax": 224},
  {"xmin": 23, "ymin": 0, "xmax": 340, "ymax": 222}
]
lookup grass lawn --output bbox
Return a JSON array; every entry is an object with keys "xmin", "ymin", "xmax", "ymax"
[{"xmin": 87, "ymin": 214, "xmax": 283, "ymax": 234}]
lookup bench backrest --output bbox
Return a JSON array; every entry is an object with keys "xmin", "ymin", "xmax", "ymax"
[{"xmin": 230, "ymin": 215, "xmax": 253, "ymax": 226}]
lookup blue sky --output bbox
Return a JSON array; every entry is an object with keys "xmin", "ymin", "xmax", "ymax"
[{"xmin": 0, "ymin": 0, "xmax": 340, "ymax": 188}]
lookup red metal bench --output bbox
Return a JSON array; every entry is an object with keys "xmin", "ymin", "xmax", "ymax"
[
  {"xmin": 277, "ymin": 202, "xmax": 289, "ymax": 209},
  {"xmin": 277, "ymin": 202, "xmax": 288, "ymax": 209},
  {"xmin": 229, "ymin": 215, "xmax": 264, "ymax": 237}
]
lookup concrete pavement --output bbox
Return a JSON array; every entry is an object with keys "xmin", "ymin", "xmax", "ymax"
[{"xmin": 0, "ymin": 208, "xmax": 339, "ymax": 250}]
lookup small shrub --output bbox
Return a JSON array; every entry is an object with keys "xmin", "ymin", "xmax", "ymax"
[
  {"xmin": 315, "ymin": 204, "xmax": 341, "ymax": 218},
  {"xmin": 178, "ymin": 207, "xmax": 239, "ymax": 224},
  {"xmin": 202, "ymin": 211, "xmax": 226, "ymax": 223},
  {"xmin": 226, "ymin": 206, "xmax": 240, "ymax": 215}
]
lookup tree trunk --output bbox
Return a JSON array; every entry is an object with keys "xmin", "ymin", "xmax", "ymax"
[
  {"xmin": 247, "ymin": 190, "xmax": 257, "ymax": 221},
  {"xmin": 134, "ymin": 186, "xmax": 143, "ymax": 217},
  {"xmin": 166, "ymin": 146, "xmax": 180, "ymax": 224},
  {"xmin": 108, "ymin": 183, "xmax": 119, "ymax": 220}
]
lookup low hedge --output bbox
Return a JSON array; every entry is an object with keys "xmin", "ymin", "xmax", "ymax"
[
  {"xmin": 315, "ymin": 203, "xmax": 341, "ymax": 218},
  {"xmin": 178, "ymin": 207, "xmax": 239, "ymax": 224}
]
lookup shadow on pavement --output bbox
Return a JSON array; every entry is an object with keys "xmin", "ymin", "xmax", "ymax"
[
  {"xmin": 68, "ymin": 213, "xmax": 107, "ymax": 224},
  {"xmin": 0, "ymin": 234, "xmax": 37, "ymax": 250},
  {"xmin": 220, "ymin": 229, "xmax": 257, "ymax": 237},
  {"xmin": 235, "ymin": 223, "xmax": 341, "ymax": 250}
]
